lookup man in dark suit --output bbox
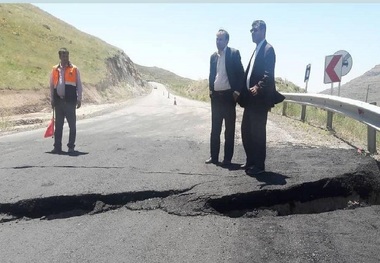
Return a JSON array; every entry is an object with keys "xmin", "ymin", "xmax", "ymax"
[
  {"xmin": 206, "ymin": 29, "xmax": 245, "ymax": 166},
  {"xmin": 240, "ymin": 20, "xmax": 284, "ymax": 175}
]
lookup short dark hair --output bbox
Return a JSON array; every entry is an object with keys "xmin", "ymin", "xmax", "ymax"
[
  {"xmin": 252, "ymin": 20, "xmax": 266, "ymax": 32},
  {"xmin": 217, "ymin": 29, "xmax": 229, "ymax": 41},
  {"xmin": 58, "ymin": 47, "xmax": 69, "ymax": 55}
]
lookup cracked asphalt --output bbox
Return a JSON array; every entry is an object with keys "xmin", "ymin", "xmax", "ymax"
[{"xmin": 0, "ymin": 83, "xmax": 379, "ymax": 263}]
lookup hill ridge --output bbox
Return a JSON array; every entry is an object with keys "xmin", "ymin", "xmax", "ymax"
[{"xmin": 320, "ymin": 64, "xmax": 380, "ymax": 105}]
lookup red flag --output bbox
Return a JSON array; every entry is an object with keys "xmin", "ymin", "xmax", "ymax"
[{"xmin": 44, "ymin": 111, "xmax": 55, "ymax": 138}]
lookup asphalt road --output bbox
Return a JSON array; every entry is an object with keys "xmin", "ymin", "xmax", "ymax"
[{"xmin": 0, "ymin": 83, "xmax": 379, "ymax": 263}]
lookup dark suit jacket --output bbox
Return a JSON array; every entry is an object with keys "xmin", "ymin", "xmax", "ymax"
[
  {"xmin": 209, "ymin": 47, "xmax": 244, "ymax": 94},
  {"xmin": 240, "ymin": 40, "xmax": 284, "ymax": 109}
]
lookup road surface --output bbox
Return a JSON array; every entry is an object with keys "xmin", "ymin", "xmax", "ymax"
[{"xmin": 0, "ymin": 83, "xmax": 379, "ymax": 263}]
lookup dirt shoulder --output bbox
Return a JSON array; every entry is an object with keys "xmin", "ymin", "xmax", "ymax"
[
  {"xmin": 0, "ymin": 83, "xmax": 149, "ymax": 136},
  {"xmin": 0, "ymin": 100, "xmax": 132, "ymax": 136},
  {"xmin": 268, "ymin": 111, "xmax": 380, "ymax": 161}
]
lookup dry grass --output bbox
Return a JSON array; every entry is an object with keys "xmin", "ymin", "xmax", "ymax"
[{"xmin": 272, "ymin": 103, "xmax": 380, "ymax": 153}]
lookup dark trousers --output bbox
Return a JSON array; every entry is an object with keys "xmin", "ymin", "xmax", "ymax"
[
  {"xmin": 241, "ymin": 106, "xmax": 268, "ymax": 170},
  {"xmin": 210, "ymin": 90, "xmax": 236, "ymax": 162},
  {"xmin": 54, "ymin": 99, "xmax": 77, "ymax": 150}
]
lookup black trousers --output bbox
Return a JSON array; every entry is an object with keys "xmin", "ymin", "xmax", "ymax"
[
  {"xmin": 241, "ymin": 106, "xmax": 268, "ymax": 170},
  {"xmin": 210, "ymin": 90, "xmax": 236, "ymax": 162},
  {"xmin": 54, "ymin": 99, "xmax": 77, "ymax": 150}
]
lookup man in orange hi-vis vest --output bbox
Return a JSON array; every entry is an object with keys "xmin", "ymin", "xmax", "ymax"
[{"xmin": 49, "ymin": 48, "xmax": 83, "ymax": 154}]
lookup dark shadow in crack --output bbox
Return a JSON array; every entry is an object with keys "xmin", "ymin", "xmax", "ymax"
[{"xmin": 0, "ymin": 188, "xmax": 193, "ymax": 222}]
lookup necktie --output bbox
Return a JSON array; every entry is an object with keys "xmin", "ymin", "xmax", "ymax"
[{"xmin": 246, "ymin": 49, "xmax": 256, "ymax": 89}]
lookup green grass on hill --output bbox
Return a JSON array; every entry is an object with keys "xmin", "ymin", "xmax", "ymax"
[
  {"xmin": 0, "ymin": 4, "xmax": 304, "ymax": 98},
  {"xmin": 0, "ymin": 4, "xmax": 119, "ymax": 90}
]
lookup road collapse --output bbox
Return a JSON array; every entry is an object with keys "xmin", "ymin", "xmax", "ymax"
[{"xmin": 1, "ymin": 170, "xmax": 379, "ymax": 223}]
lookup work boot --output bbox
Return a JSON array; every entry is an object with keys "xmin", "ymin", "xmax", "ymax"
[{"xmin": 51, "ymin": 148, "xmax": 62, "ymax": 154}]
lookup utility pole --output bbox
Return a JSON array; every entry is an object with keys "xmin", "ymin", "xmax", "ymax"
[{"xmin": 365, "ymin": 84, "xmax": 370, "ymax": 103}]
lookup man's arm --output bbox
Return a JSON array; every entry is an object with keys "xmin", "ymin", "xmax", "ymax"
[
  {"xmin": 76, "ymin": 68, "xmax": 83, "ymax": 108},
  {"xmin": 208, "ymin": 53, "xmax": 216, "ymax": 97},
  {"xmin": 232, "ymin": 50, "xmax": 245, "ymax": 97},
  {"xmin": 257, "ymin": 45, "xmax": 275, "ymax": 90},
  {"xmin": 49, "ymin": 70, "xmax": 55, "ymax": 108}
]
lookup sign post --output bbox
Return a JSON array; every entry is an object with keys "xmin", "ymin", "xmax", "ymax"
[
  {"xmin": 301, "ymin": 64, "xmax": 311, "ymax": 122},
  {"xmin": 324, "ymin": 54, "xmax": 343, "ymax": 130},
  {"xmin": 304, "ymin": 63, "xmax": 311, "ymax": 90},
  {"xmin": 323, "ymin": 50, "xmax": 353, "ymax": 130}
]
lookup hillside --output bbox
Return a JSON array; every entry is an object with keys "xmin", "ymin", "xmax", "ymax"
[
  {"xmin": 0, "ymin": 4, "xmax": 149, "ymax": 115},
  {"xmin": 320, "ymin": 64, "xmax": 380, "ymax": 105},
  {"xmin": 135, "ymin": 64, "xmax": 210, "ymax": 101},
  {"xmin": 0, "ymin": 3, "xmax": 304, "ymax": 120}
]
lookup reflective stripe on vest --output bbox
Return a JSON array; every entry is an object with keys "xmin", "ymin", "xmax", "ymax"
[{"xmin": 52, "ymin": 64, "xmax": 77, "ymax": 88}]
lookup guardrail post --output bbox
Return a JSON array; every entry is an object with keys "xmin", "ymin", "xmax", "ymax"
[
  {"xmin": 327, "ymin": 111, "xmax": 333, "ymax": 130},
  {"xmin": 301, "ymin": 105, "xmax": 306, "ymax": 122},
  {"xmin": 368, "ymin": 126, "xmax": 377, "ymax": 154},
  {"xmin": 282, "ymin": 102, "xmax": 287, "ymax": 116},
  {"xmin": 368, "ymin": 102, "xmax": 377, "ymax": 154}
]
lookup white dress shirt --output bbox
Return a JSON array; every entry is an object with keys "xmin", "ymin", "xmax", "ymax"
[
  {"xmin": 214, "ymin": 46, "xmax": 232, "ymax": 91},
  {"xmin": 246, "ymin": 39, "xmax": 265, "ymax": 89}
]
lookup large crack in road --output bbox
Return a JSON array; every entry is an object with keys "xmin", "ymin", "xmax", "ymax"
[
  {"xmin": 208, "ymin": 171, "xmax": 380, "ymax": 218},
  {"xmin": 0, "ymin": 188, "xmax": 192, "ymax": 222},
  {"xmin": 1, "ymin": 171, "xmax": 379, "ymax": 223}
]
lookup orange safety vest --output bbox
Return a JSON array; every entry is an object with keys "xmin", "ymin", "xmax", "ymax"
[{"xmin": 52, "ymin": 64, "xmax": 78, "ymax": 88}]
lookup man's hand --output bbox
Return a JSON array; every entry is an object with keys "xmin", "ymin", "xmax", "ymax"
[
  {"xmin": 249, "ymin": 85, "xmax": 259, "ymax": 96},
  {"xmin": 209, "ymin": 90, "xmax": 213, "ymax": 99},
  {"xmin": 76, "ymin": 101, "xmax": 81, "ymax": 109}
]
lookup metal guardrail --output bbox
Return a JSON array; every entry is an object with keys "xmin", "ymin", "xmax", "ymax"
[{"xmin": 282, "ymin": 93, "xmax": 380, "ymax": 154}]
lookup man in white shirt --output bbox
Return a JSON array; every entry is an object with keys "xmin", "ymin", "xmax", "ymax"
[{"xmin": 206, "ymin": 29, "xmax": 245, "ymax": 166}]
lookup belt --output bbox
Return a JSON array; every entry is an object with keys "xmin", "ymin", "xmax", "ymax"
[{"xmin": 213, "ymin": 90, "xmax": 232, "ymax": 95}]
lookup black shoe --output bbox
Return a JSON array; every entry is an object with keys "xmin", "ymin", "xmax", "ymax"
[
  {"xmin": 205, "ymin": 157, "xmax": 218, "ymax": 164},
  {"xmin": 51, "ymin": 148, "xmax": 62, "ymax": 154},
  {"xmin": 221, "ymin": 160, "xmax": 232, "ymax": 166},
  {"xmin": 240, "ymin": 163, "xmax": 249, "ymax": 169},
  {"xmin": 246, "ymin": 166, "xmax": 265, "ymax": 176},
  {"xmin": 68, "ymin": 147, "xmax": 75, "ymax": 153}
]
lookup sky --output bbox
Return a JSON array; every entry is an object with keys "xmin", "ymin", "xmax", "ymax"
[{"xmin": 31, "ymin": 3, "xmax": 380, "ymax": 94}]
